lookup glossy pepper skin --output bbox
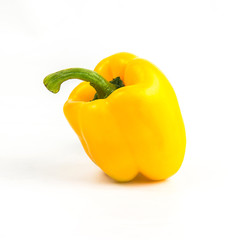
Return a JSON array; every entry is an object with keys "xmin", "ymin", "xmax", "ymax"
[{"xmin": 44, "ymin": 53, "xmax": 186, "ymax": 182}]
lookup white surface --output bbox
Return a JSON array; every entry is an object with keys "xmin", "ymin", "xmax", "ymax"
[{"xmin": 1, "ymin": 0, "xmax": 240, "ymax": 239}]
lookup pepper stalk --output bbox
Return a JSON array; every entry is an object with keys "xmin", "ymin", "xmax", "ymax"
[{"xmin": 43, "ymin": 68, "xmax": 118, "ymax": 99}]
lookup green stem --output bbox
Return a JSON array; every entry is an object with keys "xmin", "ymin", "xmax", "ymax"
[{"xmin": 43, "ymin": 68, "xmax": 117, "ymax": 99}]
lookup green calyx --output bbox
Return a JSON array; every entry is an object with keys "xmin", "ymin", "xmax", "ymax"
[
  {"xmin": 43, "ymin": 68, "xmax": 124, "ymax": 100},
  {"xmin": 92, "ymin": 77, "xmax": 125, "ymax": 101}
]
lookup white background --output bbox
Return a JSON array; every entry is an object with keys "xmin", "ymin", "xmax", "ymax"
[{"xmin": 1, "ymin": 0, "xmax": 240, "ymax": 239}]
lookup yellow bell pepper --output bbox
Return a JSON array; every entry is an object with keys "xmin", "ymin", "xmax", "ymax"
[{"xmin": 44, "ymin": 52, "xmax": 186, "ymax": 182}]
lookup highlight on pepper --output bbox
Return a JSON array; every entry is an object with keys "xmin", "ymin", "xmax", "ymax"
[{"xmin": 43, "ymin": 52, "xmax": 186, "ymax": 182}]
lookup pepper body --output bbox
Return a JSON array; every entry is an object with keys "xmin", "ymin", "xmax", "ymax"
[{"xmin": 63, "ymin": 53, "xmax": 186, "ymax": 182}]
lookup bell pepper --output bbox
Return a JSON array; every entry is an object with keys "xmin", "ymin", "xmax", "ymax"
[{"xmin": 44, "ymin": 52, "xmax": 186, "ymax": 182}]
